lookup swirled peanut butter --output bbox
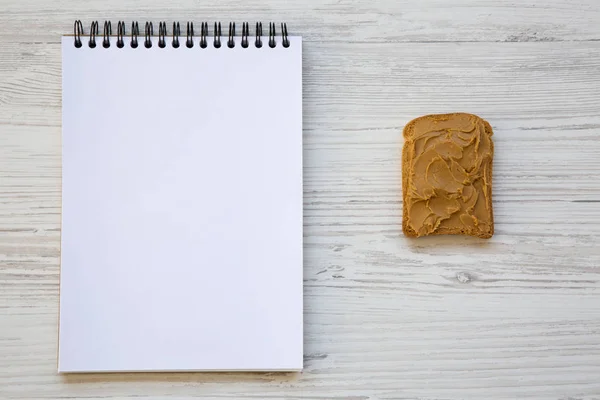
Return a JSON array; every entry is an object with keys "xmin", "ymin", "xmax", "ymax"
[{"xmin": 402, "ymin": 113, "xmax": 494, "ymax": 238}]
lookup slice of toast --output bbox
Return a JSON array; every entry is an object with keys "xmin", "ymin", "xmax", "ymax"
[{"xmin": 402, "ymin": 113, "xmax": 494, "ymax": 239}]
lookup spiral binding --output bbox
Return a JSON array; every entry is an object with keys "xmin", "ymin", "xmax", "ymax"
[
  {"xmin": 102, "ymin": 21, "xmax": 111, "ymax": 48},
  {"xmin": 186, "ymin": 22, "xmax": 194, "ymax": 48},
  {"xmin": 117, "ymin": 21, "xmax": 125, "ymax": 48},
  {"xmin": 158, "ymin": 22, "xmax": 167, "ymax": 48},
  {"xmin": 89, "ymin": 21, "xmax": 98, "ymax": 48},
  {"xmin": 214, "ymin": 22, "xmax": 222, "ymax": 48},
  {"xmin": 72, "ymin": 20, "xmax": 290, "ymax": 49},
  {"xmin": 131, "ymin": 22, "xmax": 139, "ymax": 48},
  {"xmin": 200, "ymin": 22, "xmax": 208, "ymax": 48},
  {"xmin": 144, "ymin": 22, "xmax": 153, "ymax": 48},
  {"xmin": 172, "ymin": 22, "xmax": 180, "ymax": 48}
]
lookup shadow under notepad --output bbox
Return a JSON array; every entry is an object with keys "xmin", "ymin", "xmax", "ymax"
[{"xmin": 61, "ymin": 371, "xmax": 300, "ymax": 384}]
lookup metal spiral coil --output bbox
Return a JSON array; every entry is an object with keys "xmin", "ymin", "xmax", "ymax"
[
  {"xmin": 131, "ymin": 21, "xmax": 139, "ymax": 48},
  {"xmin": 281, "ymin": 22, "xmax": 289, "ymax": 48},
  {"xmin": 74, "ymin": 20, "xmax": 83, "ymax": 48},
  {"xmin": 228, "ymin": 22, "xmax": 235, "ymax": 48},
  {"xmin": 186, "ymin": 22, "xmax": 194, "ymax": 48},
  {"xmin": 158, "ymin": 22, "xmax": 167, "ymax": 48},
  {"xmin": 200, "ymin": 22, "xmax": 208, "ymax": 48},
  {"xmin": 117, "ymin": 21, "xmax": 125, "ymax": 48},
  {"xmin": 102, "ymin": 21, "xmax": 111, "ymax": 48},
  {"xmin": 172, "ymin": 22, "xmax": 180, "ymax": 48},
  {"xmin": 214, "ymin": 22, "xmax": 222, "ymax": 48},
  {"xmin": 89, "ymin": 21, "xmax": 98, "ymax": 48},
  {"xmin": 73, "ymin": 20, "xmax": 291, "ymax": 49},
  {"xmin": 241, "ymin": 22, "xmax": 249, "ymax": 48},
  {"xmin": 144, "ymin": 22, "xmax": 153, "ymax": 48},
  {"xmin": 269, "ymin": 22, "xmax": 276, "ymax": 48},
  {"xmin": 255, "ymin": 22, "xmax": 263, "ymax": 48}
]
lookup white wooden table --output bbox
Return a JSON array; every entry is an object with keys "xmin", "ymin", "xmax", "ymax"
[{"xmin": 1, "ymin": 1, "xmax": 600, "ymax": 399}]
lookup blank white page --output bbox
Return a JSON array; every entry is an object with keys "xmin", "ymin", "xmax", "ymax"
[{"xmin": 59, "ymin": 33, "xmax": 303, "ymax": 372}]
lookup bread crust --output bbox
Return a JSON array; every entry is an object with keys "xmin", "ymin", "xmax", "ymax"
[{"xmin": 402, "ymin": 113, "xmax": 494, "ymax": 239}]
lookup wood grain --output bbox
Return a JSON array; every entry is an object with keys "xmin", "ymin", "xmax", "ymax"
[
  {"xmin": 1, "ymin": 0, "xmax": 600, "ymax": 399},
  {"xmin": 1, "ymin": 0, "xmax": 600, "ymax": 43}
]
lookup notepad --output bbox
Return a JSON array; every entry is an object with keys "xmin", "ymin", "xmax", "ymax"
[{"xmin": 58, "ymin": 20, "xmax": 303, "ymax": 373}]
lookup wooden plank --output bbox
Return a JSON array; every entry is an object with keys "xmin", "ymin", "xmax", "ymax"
[{"xmin": 0, "ymin": 0, "xmax": 599, "ymax": 43}]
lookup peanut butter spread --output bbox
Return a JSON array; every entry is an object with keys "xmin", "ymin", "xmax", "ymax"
[{"xmin": 403, "ymin": 113, "xmax": 494, "ymax": 238}]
